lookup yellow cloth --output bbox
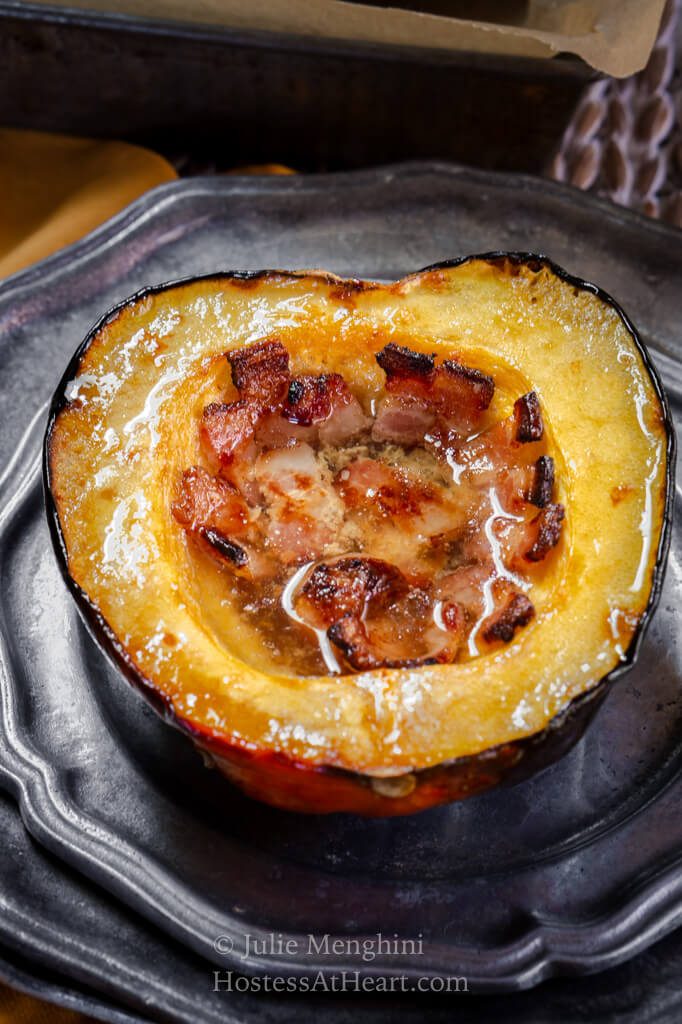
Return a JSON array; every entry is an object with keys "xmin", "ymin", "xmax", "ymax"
[
  {"xmin": 0, "ymin": 129, "xmax": 177, "ymax": 279},
  {"xmin": 0, "ymin": 984, "xmax": 99, "ymax": 1022},
  {"xmin": 0, "ymin": 127, "xmax": 175, "ymax": 1022}
]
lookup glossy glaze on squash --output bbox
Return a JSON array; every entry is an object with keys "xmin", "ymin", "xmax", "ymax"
[{"xmin": 45, "ymin": 255, "xmax": 674, "ymax": 815}]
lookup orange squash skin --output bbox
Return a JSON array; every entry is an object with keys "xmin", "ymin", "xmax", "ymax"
[{"xmin": 44, "ymin": 255, "xmax": 675, "ymax": 816}]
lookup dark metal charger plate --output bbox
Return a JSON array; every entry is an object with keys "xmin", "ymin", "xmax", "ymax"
[
  {"xmin": 8, "ymin": 772, "xmax": 682, "ymax": 1024},
  {"xmin": 0, "ymin": 164, "xmax": 681, "ymax": 992}
]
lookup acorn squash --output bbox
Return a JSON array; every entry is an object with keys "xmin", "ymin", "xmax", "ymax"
[{"xmin": 44, "ymin": 255, "xmax": 674, "ymax": 816}]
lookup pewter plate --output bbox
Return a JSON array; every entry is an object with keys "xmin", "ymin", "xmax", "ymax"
[
  {"xmin": 5, "ymin": 785, "xmax": 682, "ymax": 1024},
  {"xmin": 0, "ymin": 164, "xmax": 681, "ymax": 991}
]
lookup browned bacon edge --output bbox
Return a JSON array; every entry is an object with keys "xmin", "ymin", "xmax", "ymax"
[
  {"xmin": 300, "ymin": 557, "xmax": 408, "ymax": 626},
  {"xmin": 482, "ymin": 592, "xmax": 535, "ymax": 644},
  {"xmin": 327, "ymin": 614, "xmax": 453, "ymax": 671},
  {"xmin": 227, "ymin": 339, "xmax": 290, "ymax": 408},
  {"xmin": 525, "ymin": 504, "xmax": 565, "ymax": 562},
  {"xmin": 441, "ymin": 359, "xmax": 495, "ymax": 411},
  {"xmin": 528, "ymin": 455, "xmax": 555, "ymax": 507},
  {"xmin": 376, "ymin": 342, "xmax": 435, "ymax": 379},
  {"xmin": 514, "ymin": 392, "xmax": 543, "ymax": 442},
  {"xmin": 283, "ymin": 373, "xmax": 346, "ymax": 425},
  {"xmin": 198, "ymin": 527, "xmax": 249, "ymax": 568}
]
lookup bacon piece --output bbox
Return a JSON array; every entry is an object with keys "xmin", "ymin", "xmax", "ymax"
[
  {"xmin": 528, "ymin": 455, "xmax": 554, "ymax": 508},
  {"xmin": 448, "ymin": 393, "xmax": 547, "ymax": 488},
  {"xmin": 298, "ymin": 557, "xmax": 408, "ymax": 628},
  {"xmin": 377, "ymin": 342, "xmax": 495, "ymax": 416},
  {"xmin": 327, "ymin": 615, "xmax": 390, "ymax": 671},
  {"xmin": 282, "ymin": 373, "xmax": 370, "ymax": 446},
  {"xmin": 297, "ymin": 556, "xmax": 456, "ymax": 670},
  {"xmin": 254, "ymin": 412, "xmax": 317, "ymax": 448},
  {"xmin": 437, "ymin": 563, "xmax": 534, "ymax": 647},
  {"xmin": 327, "ymin": 614, "xmax": 456, "ymax": 671},
  {"xmin": 514, "ymin": 391, "xmax": 543, "ymax": 442},
  {"xmin": 376, "ymin": 343, "xmax": 435, "ymax": 401},
  {"xmin": 493, "ymin": 466, "xmax": 539, "ymax": 513},
  {"xmin": 434, "ymin": 360, "xmax": 495, "ymax": 426},
  {"xmin": 504, "ymin": 503, "xmax": 565, "ymax": 568},
  {"xmin": 482, "ymin": 592, "xmax": 534, "ymax": 643},
  {"xmin": 227, "ymin": 339, "xmax": 289, "ymax": 409},
  {"xmin": 373, "ymin": 343, "xmax": 494, "ymax": 445},
  {"xmin": 200, "ymin": 400, "xmax": 259, "ymax": 467},
  {"xmin": 524, "ymin": 504, "xmax": 565, "ymax": 562},
  {"xmin": 199, "ymin": 341, "xmax": 290, "ymax": 470},
  {"xmin": 172, "ymin": 466, "xmax": 250, "ymax": 536},
  {"xmin": 283, "ymin": 374, "xmax": 341, "ymax": 425},
  {"xmin": 198, "ymin": 528, "xmax": 249, "ymax": 568},
  {"xmin": 171, "ymin": 467, "xmax": 273, "ymax": 577},
  {"xmin": 335, "ymin": 457, "xmax": 460, "ymax": 538},
  {"xmin": 255, "ymin": 442, "xmax": 345, "ymax": 563},
  {"xmin": 484, "ymin": 455, "xmax": 554, "ymax": 513},
  {"xmin": 371, "ymin": 395, "xmax": 436, "ymax": 446},
  {"xmin": 319, "ymin": 393, "xmax": 371, "ymax": 446}
]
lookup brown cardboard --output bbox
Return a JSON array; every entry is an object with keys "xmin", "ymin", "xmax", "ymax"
[{"xmin": 28, "ymin": 0, "xmax": 667, "ymax": 77}]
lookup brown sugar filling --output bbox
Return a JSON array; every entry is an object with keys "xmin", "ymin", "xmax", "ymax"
[{"xmin": 172, "ymin": 339, "xmax": 565, "ymax": 676}]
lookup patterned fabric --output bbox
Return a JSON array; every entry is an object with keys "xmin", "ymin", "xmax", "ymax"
[{"xmin": 550, "ymin": 0, "xmax": 682, "ymax": 227}]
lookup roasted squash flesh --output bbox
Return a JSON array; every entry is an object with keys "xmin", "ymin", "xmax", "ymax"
[{"xmin": 45, "ymin": 256, "xmax": 672, "ymax": 814}]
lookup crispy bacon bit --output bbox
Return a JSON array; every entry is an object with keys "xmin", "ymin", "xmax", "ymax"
[
  {"xmin": 524, "ymin": 503, "xmax": 565, "ymax": 562},
  {"xmin": 482, "ymin": 592, "xmax": 535, "ymax": 644},
  {"xmin": 285, "ymin": 376, "xmax": 324, "ymax": 424},
  {"xmin": 200, "ymin": 341, "xmax": 291, "ymax": 466},
  {"xmin": 327, "ymin": 614, "xmax": 454, "ymax": 671},
  {"xmin": 528, "ymin": 455, "xmax": 554, "ymax": 508},
  {"xmin": 376, "ymin": 342, "xmax": 435, "ymax": 383},
  {"xmin": 227, "ymin": 339, "xmax": 289, "ymax": 408},
  {"xmin": 297, "ymin": 557, "xmax": 456, "ymax": 670},
  {"xmin": 172, "ymin": 466, "xmax": 250, "ymax": 535},
  {"xmin": 437, "ymin": 564, "xmax": 535, "ymax": 647},
  {"xmin": 327, "ymin": 615, "xmax": 385, "ymax": 670},
  {"xmin": 283, "ymin": 373, "xmax": 370, "ymax": 445},
  {"xmin": 373, "ymin": 342, "xmax": 494, "ymax": 446},
  {"xmin": 283, "ymin": 374, "xmax": 342, "ymax": 424},
  {"xmin": 298, "ymin": 557, "xmax": 408, "ymax": 628},
  {"xmin": 503, "ymin": 502, "xmax": 565, "ymax": 569},
  {"xmin": 172, "ymin": 468, "xmax": 258, "ymax": 574},
  {"xmin": 437, "ymin": 360, "xmax": 495, "ymax": 416},
  {"xmin": 514, "ymin": 391, "xmax": 543, "ymax": 442},
  {"xmin": 200, "ymin": 400, "xmax": 258, "ymax": 466},
  {"xmin": 198, "ymin": 527, "xmax": 249, "ymax": 567}
]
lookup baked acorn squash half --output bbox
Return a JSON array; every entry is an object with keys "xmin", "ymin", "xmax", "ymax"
[{"xmin": 45, "ymin": 254, "xmax": 674, "ymax": 816}]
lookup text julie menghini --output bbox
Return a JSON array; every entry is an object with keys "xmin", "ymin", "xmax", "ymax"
[{"xmin": 212, "ymin": 931, "xmax": 469, "ymax": 993}]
